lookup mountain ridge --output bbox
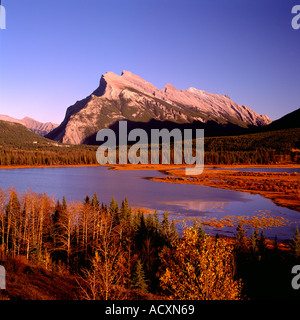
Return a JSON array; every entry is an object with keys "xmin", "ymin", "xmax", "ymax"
[
  {"xmin": 46, "ymin": 71, "xmax": 272, "ymax": 145},
  {"xmin": 0, "ymin": 114, "xmax": 58, "ymax": 136}
]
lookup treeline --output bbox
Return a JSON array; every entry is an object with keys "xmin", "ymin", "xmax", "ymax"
[
  {"xmin": 0, "ymin": 128, "xmax": 299, "ymax": 166},
  {"xmin": 204, "ymin": 149, "xmax": 277, "ymax": 165},
  {"xmin": 0, "ymin": 149, "xmax": 97, "ymax": 166},
  {"xmin": 204, "ymin": 128, "xmax": 300, "ymax": 164},
  {"xmin": 0, "ymin": 148, "xmax": 297, "ymax": 167},
  {"xmin": 1, "ymin": 188, "xmax": 300, "ymax": 299},
  {"xmin": 204, "ymin": 128, "xmax": 300, "ymax": 152}
]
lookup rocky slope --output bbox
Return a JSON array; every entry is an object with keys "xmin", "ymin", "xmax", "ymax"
[
  {"xmin": 46, "ymin": 71, "xmax": 271, "ymax": 144},
  {"xmin": 0, "ymin": 115, "xmax": 58, "ymax": 136}
]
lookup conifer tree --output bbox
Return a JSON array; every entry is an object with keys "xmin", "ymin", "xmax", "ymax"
[
  {"xmin": 110, "ymin": 196, "xmax": 119, "ymax": 221},
  {"xmin": 290, "ymin": 226, "xmax": 300, "ymax": 260},
  {"xmin": 250, "ymin": 228, "xmax": 259, "ymax": 255},
  {"xmin": 84, "ymin": 195, "xmax": 90, "ymax": 204},
  {"xmin": 235, "ymin": 221, "xmax": 246, "ymax": 251},
  {"xmin": 132, "ymin": 259, "xmax": 148, "ymax": 293},
  {"xmin": 92, "ymin": 192, "xmax": 99, "ymax": 209},
  {"xmin": 153, "ymin": 210, "xmax": 160, "ymax": 231},
  {"xmin": 258, "ymin": 230, "xmax": 267, "ymax": 258},
  {"xmin": 170, "ymin": 220, "xmax": 178, "ymax": 241},
  {"xmin": 62, "ymin": 194, "xmax": 67, "ymax": 211},
  {"xmin": 121, "ymin": 197, "xmax": 130, "ymax": 221},
  {"xmin": 161, "ymin": 211, "xmax": 170, "ymax": 236}
]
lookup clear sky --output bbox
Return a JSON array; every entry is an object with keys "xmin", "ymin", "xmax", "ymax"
[{"xmin": 0, "ymin": 0, "xmax": 299, "ymax": 123}]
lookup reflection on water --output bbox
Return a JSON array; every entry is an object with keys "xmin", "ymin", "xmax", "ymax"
[
  {"xmin": 0, "ymin": 166, "xmax": 299, "ymax": 239},
  {"xmin": 164, "ymin": 200, "xmax": 228, "ymax": 215}
]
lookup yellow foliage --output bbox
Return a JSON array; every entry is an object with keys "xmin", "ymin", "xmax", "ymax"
[{"xmin": 159, "ymin": 227, "xmax": 242, "ymax": 300}]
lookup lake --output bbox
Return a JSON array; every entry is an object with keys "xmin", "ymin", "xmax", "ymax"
[{"xmin": 0, "ymin": 166, "xmax": 299, "ymax": 240}]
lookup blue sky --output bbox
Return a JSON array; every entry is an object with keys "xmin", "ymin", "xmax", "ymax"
[{"xmin": 0, "ymin": 0, "xmax": 299, "ymax": 123}]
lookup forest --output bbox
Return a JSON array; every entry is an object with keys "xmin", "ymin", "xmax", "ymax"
[
  {"xmin": 0, "ymin": 188, "xmax": 299, "ymax": 300},
  {"xmin": 0, "ymin": 128, "xmax": 299, "ymax": 166}
]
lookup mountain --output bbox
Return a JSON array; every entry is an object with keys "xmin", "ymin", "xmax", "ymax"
[
  {"xmin": 20, "ymin": 117, "xmax": 59, "ymax": 136},
  {"xmin": 0, "ymin": 120, "xmax": 56, "ymax": 148},
  {"xmin": 46, "ymin": 71, "xmax": 271, "ymax": 145},
  {"xmin": 0, "ymin": 115, "xmax": 58, "ymax": 136}
]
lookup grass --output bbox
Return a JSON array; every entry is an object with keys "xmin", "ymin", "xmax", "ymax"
[{"xmin": 0, "ymin": 255, "xmax": 78, "ymax": 300}]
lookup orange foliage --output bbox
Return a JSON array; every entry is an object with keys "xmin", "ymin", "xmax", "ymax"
[{"xmin": 159, "ymin": 227, "xmax": 242, "ymax": 300}]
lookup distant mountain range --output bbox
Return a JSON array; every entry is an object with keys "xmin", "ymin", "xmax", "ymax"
[
  {"xmin": 46, "ymin": 71, "xmax": 272, "ymax": 145},
  {"xmin": 2, "ymin": 71, "xmax": 298, "ymax": 147},
  {"xmin": 0, "ymin": 115, "xmax": 58, "ymax": 136},
  {"xmin": 0, "ymin": 107, "xmax": 298, "ymax": 152}
]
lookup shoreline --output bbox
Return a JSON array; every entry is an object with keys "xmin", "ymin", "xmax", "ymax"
[
  {"xmin": 0, "ymin": 164, "xmax": 105, "ymax": 170},
  {"xmin": 149, "ymin": 168, "xmax": 300, "ymax": 212},
  {"xmin": 1, "ymin": 163, "xmax": 299, "ymax": 213},
  {"xmin": 1, "ymin": 163, "xmax": 299, "ymax": 171}
]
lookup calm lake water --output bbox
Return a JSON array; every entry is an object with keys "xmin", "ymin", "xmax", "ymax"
[{"xmin": 0, "ymin": 166, "xmax": 299, "ymax": 240}]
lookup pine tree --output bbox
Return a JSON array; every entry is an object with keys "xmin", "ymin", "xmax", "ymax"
[
  {"xmin": 92, "ymin": 192, "xmax": 99, "ymax": 209},
  {"xmin": 170, "ymin": 219, "xmax": 179, "ymax": 245},
  {"xmin": 193, "ymin": 221, "xmax": 206, "ymax": 244},
  {"xmin": 258, "ymin": 230, "xmax": 267, "ymax": 259},
  {"xmin": 250, "ymin": 228, "xmax": 259, "ymax": 255},
  {"xmin": 84, "ymin": 195, "xmax": 90, "ymax": 204},
  {"xmin": 132, "ymin": 259, "xmax": 148, "ymax": 292},
  {"xmin": 290, "ymin": 226, "xmax": 300, "ymax": 260},
  {"xmin": 235, "ymin": 221, "xmax": 246, "ymax": 251},
  {"xmin": 161, "ymin": 211, "xmax": 170, "ymax": 236},
  {"xmin": 62, "ymin": 194, "xmax": 67, "ymax": 211},
  {"xmin": 121, "ymin": 197, "xmax": 130, "ymax": 221},
  {"xmin": 153, "ymin": 210, "xmax": 160, "ymax": 231},
  {"xmin": 110, "ymin": 196, "xmax": 119, "ymax": 216}
]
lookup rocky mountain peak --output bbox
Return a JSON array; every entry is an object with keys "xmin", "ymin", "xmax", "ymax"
[
  {"xmin": 46, "ymin": 71, "xmax": 272, "ymax": 145},
  {"xmin": 163, "ymin": 83, "xmax": 178, "ymax": 93}
]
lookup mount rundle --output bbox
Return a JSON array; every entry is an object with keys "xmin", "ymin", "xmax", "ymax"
[{"xmin": 46, "ymin": 71, "xmax": 271, "ymax": 145}]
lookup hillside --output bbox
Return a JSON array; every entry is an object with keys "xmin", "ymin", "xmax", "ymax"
[
  {"xmin": 204, "ymin": 128, "xmax": 300, "ymax": 164},
  {"xmin": 205, "ymin": 128, "xmax": 300, "ymax": 152},
  {"xmin": 0, "ymin": 120, "xmax": 97, "ymax": 166},
  {"xmin": 261, "ymin": 107, "xmax": 300, "ymax": 131},
  {"xmin": 0, "ymin": 120, "xmax": 57, "ymax": 149}
]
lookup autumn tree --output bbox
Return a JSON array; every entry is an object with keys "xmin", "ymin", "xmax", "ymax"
[
  {"xmin": 5, "ymin": 190, "xmax": 21, "ymax": 255},
  {"xmin": 159, "ymin": 227, "xmax": 242, "ymax": 300},
  {"xmin": 79, "ymin": 213, "xmax": 131, "ymax": 300}
]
